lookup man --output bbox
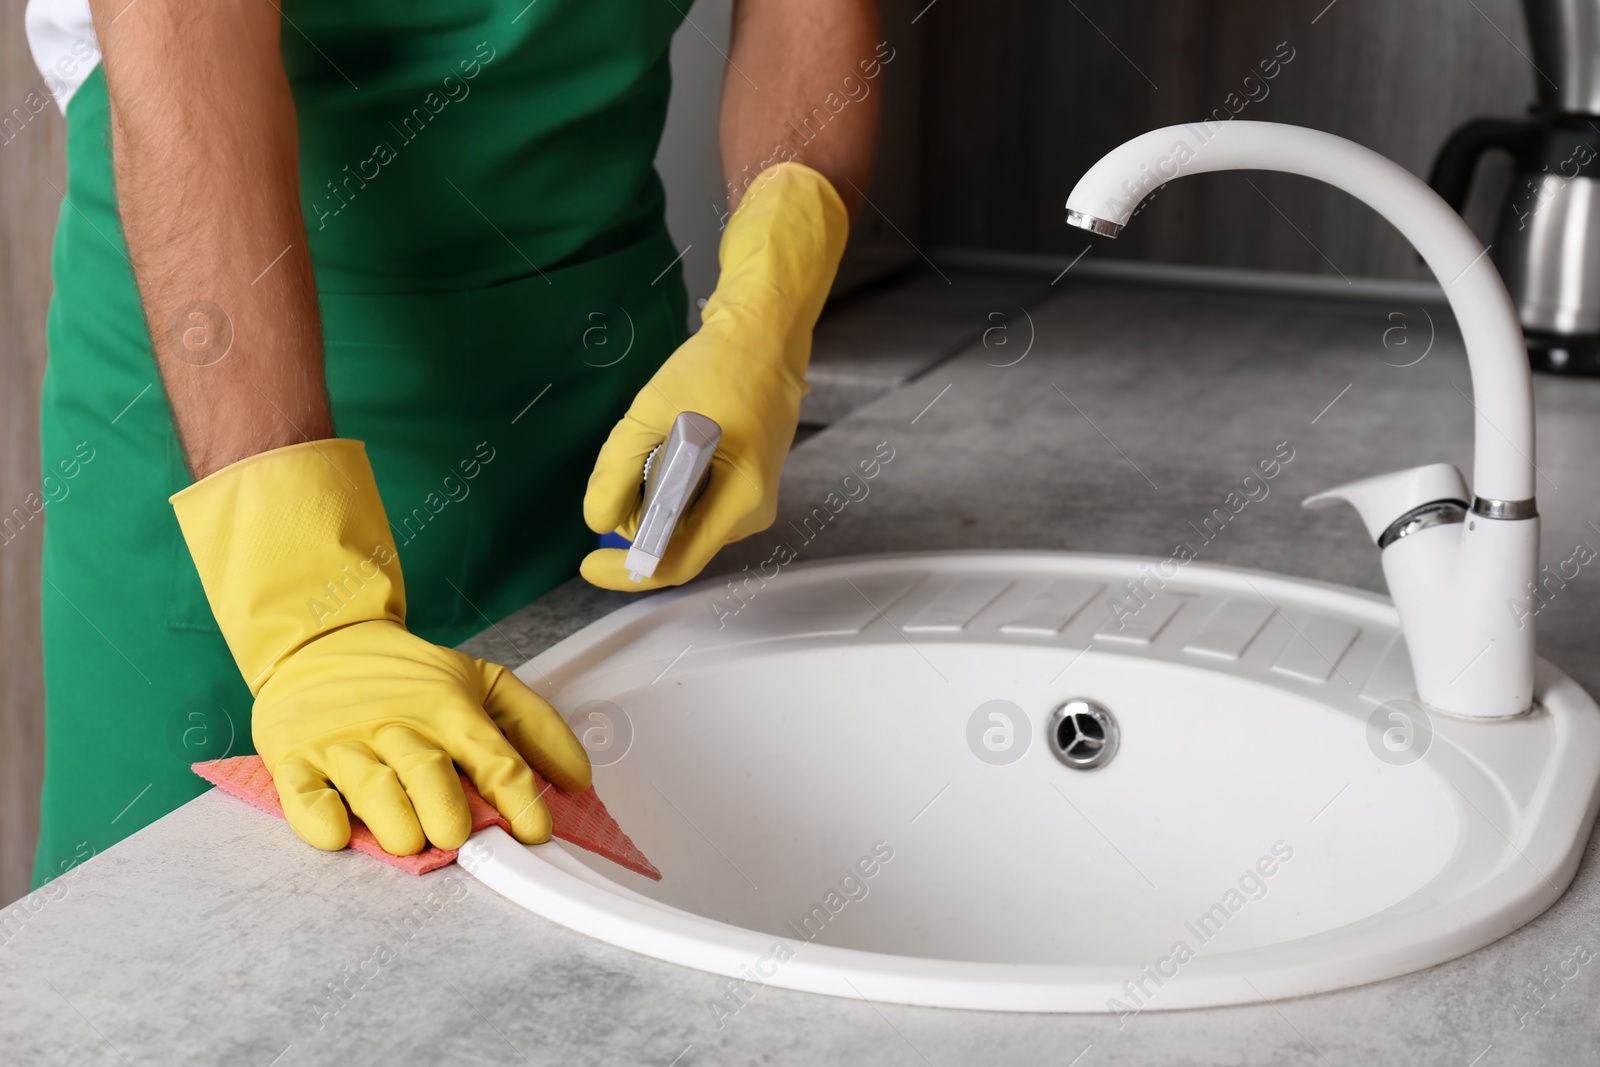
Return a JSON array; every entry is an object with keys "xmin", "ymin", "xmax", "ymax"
[{"xmin": 27, "ymin": 0, "xmax": 880, "ymax": 885}]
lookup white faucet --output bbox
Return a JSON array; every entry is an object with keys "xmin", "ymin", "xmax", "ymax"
[{"xmin": 1065, "ymin": 121, "xmax": 1539, "ymax": 719}]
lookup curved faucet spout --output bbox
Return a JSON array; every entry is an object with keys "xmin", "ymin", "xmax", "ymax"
[
  {"xmin": 1066, "ymin": 121, "xmax": 1539, "ymax": 719},
  {"xmin": 1064, "ymin": 121, "xmax": 1534, "ymax": 505}
]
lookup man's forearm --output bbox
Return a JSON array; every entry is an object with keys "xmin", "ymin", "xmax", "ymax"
[
  {"xmin": 722, "ymin": 0, "xmax": 881, "ymax": 220},
  {"xmin": 93, "ymin": 0, "xmax": 331, "ymax": 479}
]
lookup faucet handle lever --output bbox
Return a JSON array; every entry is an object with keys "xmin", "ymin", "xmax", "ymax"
[{"xmin": 1303, "ymin": 463, "xmax": 1470, "ymax": 545}]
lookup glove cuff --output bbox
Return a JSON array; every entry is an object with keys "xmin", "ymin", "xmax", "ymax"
[
  {"xmin": 171, "ymin": 439, "xmax": 406, "ymax": 694},
  {"xmin": 703, "ymin": 162, "xmax": 851, "ymax": 380}
]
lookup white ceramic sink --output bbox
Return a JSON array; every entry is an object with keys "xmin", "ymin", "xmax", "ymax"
[{"xmin": 460, "ymin": 553, "xmax": 1600, "ymax": 1012}]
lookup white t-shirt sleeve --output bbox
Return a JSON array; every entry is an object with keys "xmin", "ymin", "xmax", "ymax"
[{"xmin": 24, "ymin": 0, "xmax": 102, "ymax": 112}]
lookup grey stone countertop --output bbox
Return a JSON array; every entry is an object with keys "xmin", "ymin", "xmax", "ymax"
[{"xmin": 5, "ymin": 270, "xmax": 1600, "ymax": 1067}]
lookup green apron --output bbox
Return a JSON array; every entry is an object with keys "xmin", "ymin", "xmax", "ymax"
[{"xmin": 33, "ymin": 1, "xmax": 688, "ymax": 886}]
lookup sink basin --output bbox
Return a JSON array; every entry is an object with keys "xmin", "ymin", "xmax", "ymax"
[{"xmin": 460, "ymin": 552, "xmax": 1600, "ymax": 1012}]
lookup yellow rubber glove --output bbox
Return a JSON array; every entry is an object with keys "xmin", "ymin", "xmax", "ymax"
[
  {"xmin": 582, "ymin": 162, "xmax": 850, "ymax": 590},
  {"xmin": 171, "ymin": 439, "xmax": 591, "ymax": 855}
]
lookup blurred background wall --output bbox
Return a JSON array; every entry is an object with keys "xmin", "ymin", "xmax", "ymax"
[
  {"xmin": 0, "ymin": 0, "xmax": 1538, "ymax": 903},
  {"xmin": 917, "ymin": 0, "xmax": 1533, "ymax": 277},
  {"xmin": 1, "ymin": 0, "xmax": 64, "ymax": 905}
]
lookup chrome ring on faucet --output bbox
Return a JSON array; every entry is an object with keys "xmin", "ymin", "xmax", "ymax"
[
  {"xmin": 1378, "ymin": 499, "xmax": 1469, "ymax": 550},
  {"xmin": 1065, "ymin": 210, "xmax": 1123, "ymax": 237},
  {"xmin": 1471, "ymin": 497, "xmax": 1539, "ymax": 520}
]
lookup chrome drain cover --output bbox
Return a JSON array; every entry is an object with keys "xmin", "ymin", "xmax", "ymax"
[{"xmin": 1048, "ymin": 698, "xmax": 1119, "ymax": 769}]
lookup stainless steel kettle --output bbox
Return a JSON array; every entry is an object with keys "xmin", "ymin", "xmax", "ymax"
[{"xmin": 1430, "ymin": 0, "xmax": 1600, "ymax": 374}]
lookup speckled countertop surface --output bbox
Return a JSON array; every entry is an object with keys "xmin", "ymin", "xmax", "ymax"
[{"xmin": 4, "ymin": 269, "xmax": 1600, "ymax": 1067}]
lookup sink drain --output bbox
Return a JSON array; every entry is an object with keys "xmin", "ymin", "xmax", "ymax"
[{"xmin": 1048, "ymin": 698, "xmax": 1119, "ymax": 770}]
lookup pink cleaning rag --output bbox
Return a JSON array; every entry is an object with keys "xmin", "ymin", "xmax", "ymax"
[{"xmin": 192, "ymin": 755, "xmax": 660, "ymax": 880}]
